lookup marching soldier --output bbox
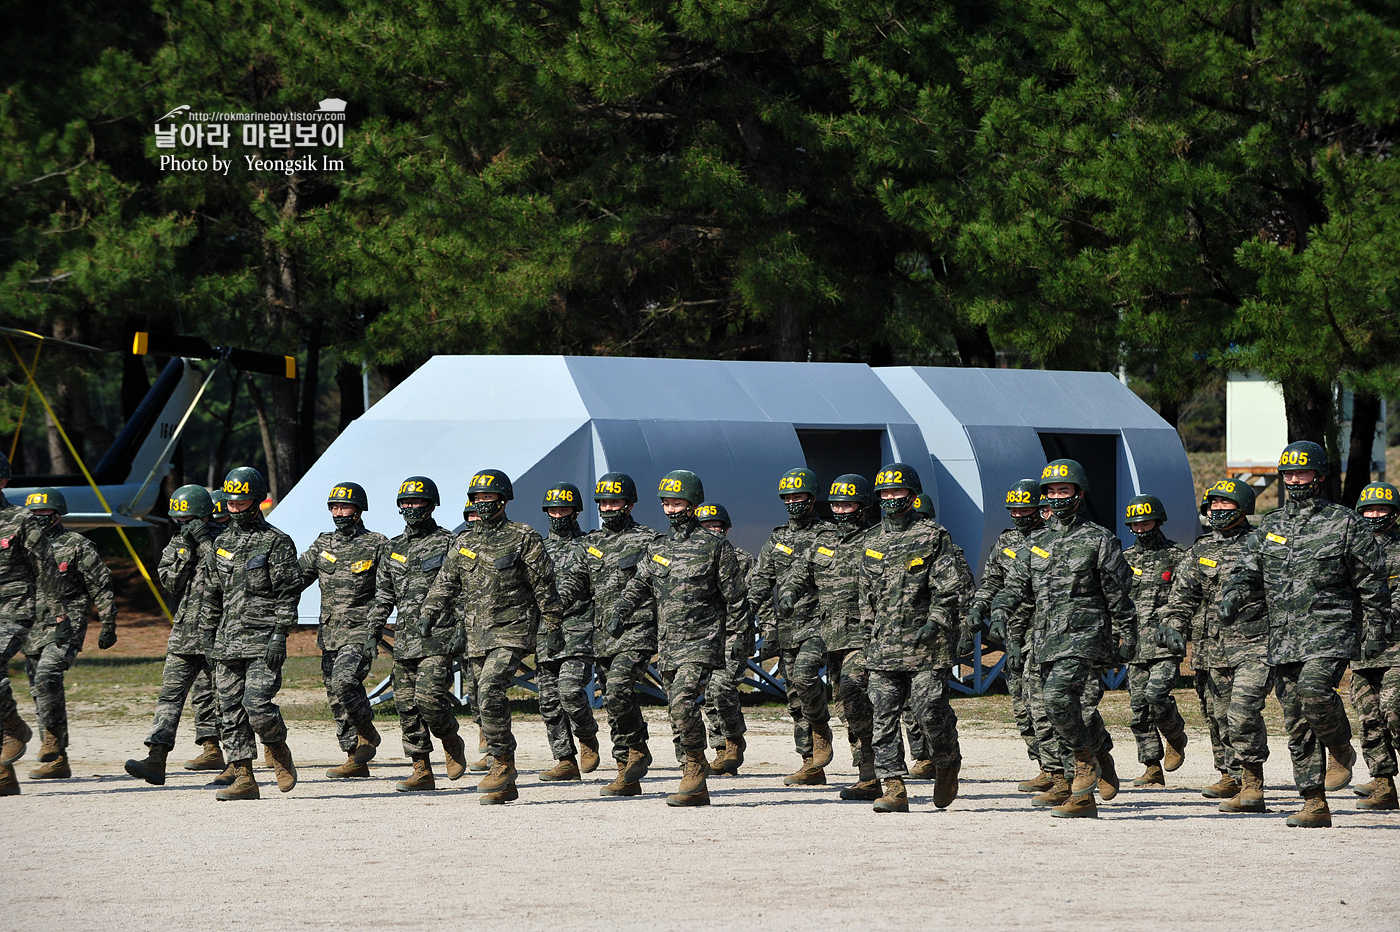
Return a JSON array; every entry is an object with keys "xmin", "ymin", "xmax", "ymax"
[
  {"xmin": 612, "ymin": 470, "xmax": 747, "ymax": 806},
  {"xmin": 1120, "ymin": 494, "xmax": 1189, "ymax": 788},
  {"xmin": 696, "ymin": 503, "xmax": 754, "ymax": 776},
  {"xmin": 1220, "ymin": 442, "xmax": 1389, "ymax": 827},
  {"xmin": 20, "ymin": 488, "xmax": 117, "ymax": 780},
  {"xmin": 205, "ymin": 467, "xmax": 301, "ymax": 800},
  {"xmin": 127, "ymin": 485, "xmax": 226, "ymax": 785},
  {"xmin": 419, "ymin": 469, "xmax": 563, "ymax": 805},
  {"xmin": 367, "ymin": 476, "xmax": 467, "ymax": 792},
  {"xmin": 1351, "ymin": 481, "xmax": 1400, "ymax": 811},
  {"xmin": 536, "ymin": 482, "xmax": 602, "ymax": 782},
  {"xmin": 750, "ymin": 468, "xmax": 836, "ymax": 785},
  {"xmin": 298, "ymin": 482, "xmax": 390, "ymax": 779}
]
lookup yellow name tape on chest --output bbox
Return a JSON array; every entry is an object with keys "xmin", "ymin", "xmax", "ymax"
[
  {"xmin": 908, "ymin": 557, "xmax": 925, "ymax": 569},
  {"xmin": 459, "ymin": 547, "xmax": 477, "ymax": 559},
  {"xmin": 1198, "ymin": 557, "xmax": 1218, "ymax": 568},
  {"xmin": 816, "ymin": 546, "xmax": 836, "ymax": 557},
  {"xmin": 865, "ymin": 549, "xmax": 885, "ymax": 560},
  {"xmin": 652, "ymin": 554, "xmax": 671, "ymax": 567},
  {"xmin": 177, "ymin": 548, "xmax": 186, "ymax": 556},
  {"xmin": 1265, "ymin": 532, "xmax": 1288, "ymax": 545},
  {"xmin": 391, "ymin": 552, "xmax": 407, "ymax": 563},
  {"xmin": 321, "ymin": 551, "xmax": 337, "ymax": 563},
  {"xmin": 587, "ymin": 546, "xmax": 604, "ymax": 559},
  {"xmin": 1030, "ymin": 546, "xmax": 1050, "ymax": 559},
  {"xmin": 351, "ymin": 560, "xmax": 375, "ymax": 573},
  {"xmin": 216, "ymin": 548, "xmax": 234, "ymax": 559},
  {"xmin": 1130, "ymin": 566, "xmax": 1142, "ymax": 576},
  {"xmin": 1002, "ymin": 547, "xmax": 1018, "ymax": 559},
  {"xmin": 774, "ymin": 543, "xmax": 794, "ymax": 555}
]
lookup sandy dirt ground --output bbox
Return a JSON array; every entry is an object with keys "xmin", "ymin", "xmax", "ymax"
[{"xmin": 3, "ymin": 707, "xmax": 1399, "ymax": 932}]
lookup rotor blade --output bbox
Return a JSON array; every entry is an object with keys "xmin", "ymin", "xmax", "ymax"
[
  {"xmin": 227, "ymin": 347, "xmax": 297, "ymax": 379},
  {"xmin": 132, "ymin": 331, "xmax": 216, "ymax": 358},
  {"xmin": 0, "ymin": 326, "xmax": 106, "ymax": 354}
]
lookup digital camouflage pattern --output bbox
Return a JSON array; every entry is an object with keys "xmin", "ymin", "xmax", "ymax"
[
  {"xmin": 1276, "ymin": 657, "xmax": 1353, "ymax": 793},
  {"xmin": 145, "ymin": 652, "xmax": 221, "ymax": 750},
  {"xmin": 1122, "ymin": 530, "xmax": 1184, "ymax": 663},
  {"xmin": 205, "ymin": 513, "xmax": 304, "ymax": 659},
  {"xmin": 781, "ymin": 522, "xmax": 866, "ymax": 653},
  {"xmin": 158, "ymin": 531, "xmax": 218, "ymax": 655},
  {"xmin": 614, "ymin": 516, "xmax": 746, "ymax": 671},
  {"xmin": 22, "ymin": 526, "xmax": 115, "ymax": 655},
  {"xmin": 0, "ymin": 494, "xmax": 64, "ymax": 730},
  {"xmin": 394, "ymin": 654, "xmax": 460, "ymax": 756},
  {"xmin": 1206, "ymin": 659, "xmax": 1272, "ymax": 770},
  {"xmin": 555, "ymin": 516, "xmax": 662, "ymax": 658},
  {"xmin": 321, "ymin": 646, "xmax": 375, "ymax": 752},
  {"xmin": 540, "ymin": 524, "xmax": 595, "ymax": 661},
  {"xmin": 145, "ymin": 528, "xmax": 223, "ymax": 750},
  {"xmin": 749, "ymin": 514, "xmax": 833, "ymax": 648},
  {"xmin": 1161, "ymin": 523, "xmax": 1264, "ymax": 671},
  {"xmin": 857, "ymin": 510, "xmax": 964, "ymax": 673},
  {"xmin": 214, "ymin": 656, "xmax": 288, "ymax": 763},
  {"xmin": 470, "ymin": 647, "xmax": 527, "ymax": 757},
  {"xmin": 298, "ymin": 523, "xmax": 390, "ymax": 651},
  {"xmin": 971, "ymin": 528, "xmax": 1039, "ymax": 762},
  {"xmin": 1126, "ymin": 659, "xmax": 1185, "ymax": 765},
  {"xmin": 705, "ymin": 545, "xmax": 754, "ymax": 747},
  {"xmin": 538, "ymin": 655, "xmax": 599, "ymax": 760},
  {"xmin": 368, "ymin": 519, "xmax": 455, "ymax": 660},
  {"xmin": 1351, "ymin": 526, "xmax": 1400, "ymax": 779},
  {"xmin": 869, "ymin": 667, "xmax": 960, "ymax": 779},
  {"xmin": 1353, "ymin": 527, "xmax": 1400, "ymax": 671}
]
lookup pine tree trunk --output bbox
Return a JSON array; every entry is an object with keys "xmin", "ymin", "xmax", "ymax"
[
  {"xmin": 1282, "ymin": 375, "xmax": 1339, "ymax": 499},
  {"xmin": 1342, "ymin": 392, "xmax": 1381, "ymax": 508}
]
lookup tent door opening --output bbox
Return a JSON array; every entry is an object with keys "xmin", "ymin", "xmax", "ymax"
[
  {"xmin": 1037, "ymin": 432, "xmax": 1118, "ymax": 528},
  {"xmin": 796, "ymin": 429, "xmax": 884, "ymax": 521}
]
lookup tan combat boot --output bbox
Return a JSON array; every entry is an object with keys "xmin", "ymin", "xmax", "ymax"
[
  {"xmin": 479, "ymin": 752, "xmax": 517, "ymax": 792},
  {"xmin": 1018, "ymin": 767, "xmax": 1055, "ymax": 793},
  {"xmin": 477, "ymin": 728, "xmax": 488, "ymax": 753},
  {"xmin": 1354, "ymin": 778, "xmax": 1378, "ymax": 798},
  {"xmin": 1202, "ymin": 771, "xmax": 1240, "ymax": 799},
  {"xmin": 599, "ymin": 759, "xmax": 642, "ymax": 797},
  {"xmin": 666, "ymin": 750, "xmax": 711, "ymax": 807},
  {"xmin": 1285, "ymin": 788, "xmax": 1332, "ymax": 828},
  {"xmin": 1051, "ymin": 791, "xmax": 1098, "ymax": 818},
  {"xmin": 396, "ymin": 756, "xmax": 436, "ymax": 792},
  {"xmin": 327, "ymin": 752, "xmax": 370, "ymax": 779},
  {"xmin": 622, "ymin": 744, "xmax": 650, "ymax": 783},
  {"xmin": 1356, "ymin": 775, "xmax": 1399, "ymax": 811},
  {"xmin": 125, "ymin": 744, "xmax": 170, "ymax": 786},
  {"xmin": 1133, "ymin": 763, "xmax": 1166, "ymax": 787},
  {"xmin": 725, "ymin": 736, "xmax": 747, "ymax": 775},
  {"xmin": 36, "ymin": 729, "xmax": 60, "ymax": 763},
  {"xmin": 265, "ymin": 741, "xmax": 297, "ymax": 792},
  {"xmin": 872, "ymin": 776, "xmax": 909, "ymax": 813},
  {"xmin": 933, "ymin": 764, "xmax": 960, "ymax": 809},
  {"xmin": 29, "ymin": 752, "xmax": 70, "ymax": 780},
  {"xmin": 353, "ymin": 721, "xmax": 381, "ymax": 765},
  {"xmin": 209, "ymin": 762, "xmax": 238, "ymax": 786},
  {"xmin": 1219, "ymin": 761, "xmax": 1265, "ymax": 813},
  {"xmin": 909, "ymin": 759, "xmax": 938, "ymax": 779},
  {"xmin": 1031, "ymin": 772, "xmax": 1072, "ymax": 808},
  {"xmin": 1069, "ymin": 750, "xmax": 1098, "ymax": 798},
  {"xmin": 1325, "ymin": 745, "xmax": 1356, "ymax": 792},
  {"xmin": 1097, "ymin": 751, "xmax": 1120, "ymax": 801},
  {"xmin": 184, "ymin": 740, "xmax": 225, "ymax": 772},
  {"xmin": 811, "ymin": 722, "xmax": 834, "ymax": 769},
  {"xmin": 708, "ymin": 743, "xmax": 730, "ymax": 774},
  {"xmin": 578, "ymin": 735, "xmax": 601, "ymax": 774},
  {"xmin": 842, "ymin": 743, "xmax": 881, "ymax": 801},
  {"xmin": 1, "ymin": 711, "xmax": 33, "ymax": 764},
  {"xmin": 469, "ymin": 753, "xmax": 493, "ymax": 772},
  {"xmin": 0, "ymin": 762, "xmax": 18, "ymax": 796},
  {"xmin": 214, "ymin": 760, "xmax": 259, "ymax": 801},
  {"xmin": 442, "ymin": 732, "xmax": 468, "ymax": 781},
  {"xmin": 540, "ymin": 756, "xmax": 581, "ymax": 782},
  {"xmin": 784, "ymin": 756, "xmax": 827, "ymax": 786},
  {"xmin": 1162, "ymin": 732, "xmax": 1188, "ymax": 772}
]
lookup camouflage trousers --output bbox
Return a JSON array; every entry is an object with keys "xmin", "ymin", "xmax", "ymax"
[
  {"xmin": 321, "ymin": 647, "xmax": 375, "ymax": 754},
  {"xmin": 469, "ymin": 648, "xmax": 525, "ymax": 758},
  {"xmin": 827, "ymin": 647, "xmax": 873, "ymax": 756},
  {"xmin": 1275, "ymin": 658, "xmax": 1353, "ymax": 795},
  {"xmin": 594, "ymin": 650, "xmax": 652, "ymax": 763},
  {"xmin": 1128, "ymin": 659, "xmax": 1187, "ymax": 765},
  {"xmin": 1194, "ymin": 668, "xmax": 1229, "ymax": 772},
  {"xmin": 538, "ymin": 656, "xmax": 599, "ymax": 760},
  {"xmin": 394, "ymin": 654, "xmax": 460, "ymax": 757},
  {"xmin": 214, "ymin": 657, "xmax": 288, "ymax": 763},
  {"xmin": 0, "ymin": 618, "xmax": 31, "ymax": 727},
  {"xmin": 868, "ymin": 667, "xmax": 961, "ymax": 779},
  {"xmin": 779, "ymin": 636, "xmax": 829, "ymax": 758},
  {"xmin": 1351, "ymin": 665, "xmax": 1400, "ymax": 779},
  {"xmin": 1208, "ymin": 660, "xmax": 1272, "ymax": 771},
  {"xmin": 662, "ymin": 661, "xmax": 710, "ymax": 753},
  {"xmin": 24, "ymin": 643, "xmax": 71, "ymax": 751},
  {"xmin": 1007, "ymin": 656, "xmax": 1040, "ymax": 763},
  {"xmin": 704, "ymin": 632, "xmax": 750, "ymax": 747},
  {"xmin": 1033, "ymin": 659, "xmax": 1113, "ymax": 769},
  {"xmin": 146, "ymin": 652, "xmax": 222, "ymax": 750}
]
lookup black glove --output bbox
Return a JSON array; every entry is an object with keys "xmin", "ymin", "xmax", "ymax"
[
  {"xmin": 53, "ymin": 616, "xmax": 73, "ymax": 646},
  {"xmin": 1117, "ymin": 634, "xmax": 1136, "ymax": 662},
  {"xmin": 545, "ymin": 626, "xmax": 565, "ymax": 655},
  {"xmin": 916, "ymin": 621, "xmax": 940, "ymax": 650},
  {"xmin": 1217, "ymin": 589, "xmax": 1243, "ymax": 625},
  {"xmin": 185, "ymin": 519, "xmax": 213, "ymax": 546},
  {"xmin": 1006, "ymin": 641, "xmax": 1023, "ymax": 674},
  {"xmin": 1156, "ymin": 624, "xmax": 1187, "ymax": 655},
  {"xmin": 606, "ymin": 614, "xmax": 625, "ymax": 638},
  {"xmin": 59, "ymin": 647, "xmax": 77, "ymax": 671},
  {"xmin": 98, "ymin": 622, "xmax": 117, "ymax": 650},
  {"xmin": 1364, "ymin": 632, "xmax": 1385, "ymax": 660},
  {"xmin": 758, "ymin": 636, "xmax": 780, "ymax": 662},
  {"xmin": 730, "ymin": 637, "xmax": 750, "ymax": 663},
  {"xmin": 363, "ymin": 627, "xmax": 381, "ymax": 659},
  {"xmin": 776, "ymin": 594, "xmax": 795, "ymax": 617},
  {"xmin": 955, "ymin": 630, "xmax": 976, "ymax": 657},
  {"xmin": 446, "ymin": 627, "xmax": 466, "ymax": 657},
  {"xmin": 966, "ymin": 605, "xmax": 985, "ymax": 633},
  {"xmin": 987, "ymin": 614, "xmax": 1007, "ymax": 645},
  {"xmin": 264, "ymin": 632, "xmax": 287, "ymax": 673}
]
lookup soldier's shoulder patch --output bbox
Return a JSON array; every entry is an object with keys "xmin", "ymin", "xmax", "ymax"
[
  {"xmin": 459, "ymin": 546, "xmax": 477, "ymax": 559},
  {"xmin": 865, "ymin": 548, "xmax": 885, "ymax": 560},
  {"xmin": 652, "ymin": 554, "xmax": 671, "ymax": 567},
  {"xmin": 1198, "ymin": 556, "xmax": 1218, "ymax": 568},
  {"xmin": 351, "ymin": 559, "xmax": 375, "ymax": 573},
  {"xmin": 774, "ymin": 542, "xmax": 794, "ymax": 555},
  {"xmin": 1030, "ymin": 545, "xmax": 1050, "ymax": 559},
  {"xmin": 391, "ymin": 552, "xmax": 408, "ymax": 563},
  {"xmin": 816, "ymin": 546, "xmax": 836, "ymax": 557},
  {"xmin": 1265, "ymin": 532, "xmax": 1288, "ymax": 545},
  {"xmin": 587, "ymin": 545, "xmax": 605, "ymax": 559},
  {"xmin": 1002, "ymin": 547, "xmax": 1018, "ymax": 559}
]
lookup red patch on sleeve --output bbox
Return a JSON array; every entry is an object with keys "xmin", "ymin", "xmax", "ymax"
[
  {"xmin": 1162, "ymin": 570, "xmax": 1172, "ymax": 581},
  {"xmin": 0, "ymin": 537, "xmax": 10, "ymax": 549},
  {"xmin": 58, "ymin": 562, "xmax": 69, "ymax": 572}
]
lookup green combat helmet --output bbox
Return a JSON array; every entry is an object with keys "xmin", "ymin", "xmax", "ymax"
[
  {"xmin": 1124, "ymin": 494, "xmax": 1167, "ymax": 527},
  {"xmin": 912, "ymin": 494, "xmax": 935, "ymax": 519},
  {"xmin": 874, "ymin": 463, "xmax": 920, "ymax": 516},
  {"xmin": 1202, "ymin": 478, "xmax": 1255, "ymax": 530},
  {"xmin": 168, "ymin": 484, "xmax": 214, "ymax": 520},
  {"xmin": 778, "ymin": 467, "xmax": 818, "ymax": 520},
  {"xmin": 24, "ymin": 487, "xmax": 67, "ymax": 530},
  {"xmin": 542, "ymin": 481, "xmax": 583, "ymax": 535},
  {"xmin": 397, "ymin": 476, "xmax": 439, "ymax": 526},
  {"xmin": 222, "ymin": 466, "xmax": 267, "ymax": 502},
  {"xmin": 695, "ymin": 503, "xmax": 732, "ymax": 528},
  {"xmin": 595, "ymin": 472, "xmax": 637, "ymax": 531},
  {"xmin": 468, "ymin": 469, "xmax": 513, "ymax": 521},
  {"xmin": 657, "ymin": 469, "xmax": 704, "ymax": 504},
  {"xmin": 328, "ymin": 481, "xmax": 368, "ymax": 530},
  {"xmin": 209, "ymin": 488, "xmax": 229, "ymax": 523},
  {"xmin": 1357, "ymin": 481, "xmax": 1399, "ymax": 533},
  {"xmin": 828, "ymin": 473, "xmax": 872, "ymax": 527},
  {"xmin": 1005, "ymin": 478, "xmax": 1042, "ymax": 532},
  {"xmin": 1039, "ymin": 459, "xmax": 1088, "ymax": 517},
  {"xmin": 1278, "ymin": 440, "xmax": 1328, "ymax": 502}
]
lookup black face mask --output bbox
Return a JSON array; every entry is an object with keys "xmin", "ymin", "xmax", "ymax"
[
  {"xmin": 879, "ymin": 495, "xmax": 912, "ymax": 516},
  {"xmin": 1363, "ymin": 512, "xmax": 1397, "ymax": 534},
  {"xmin": 1208, "ymin": 508, "xmax": 1242, "ymax": 530},
  {"xmin": 333, "ymin": 514, "xmax": 359, "ymax": 531},
  {"xmin": 1048, "ymin": 493, "xmax": 1081, "ymax": 517},
  {"xmin": 831, "ymin": 508, "xmax": 862, "ymax": 527},
  {"xmin": 785, "ymin": 499, "xmax": 813, "ymax": 520},
  {"xmin": 399, "ymin": 502, "xmax": 432, "ymax": 526},
  {"xmin": 599, "ymin": 507, "xmax": 628, "ymax": 531},
  {"xmin": 1131, "ymin": 525, "xmax": 1160, "ymax": 543},
  {"xmin": 473, "ymin": 498, "xmax": 504, "ymax": 522},
  {"xmin": 667, "ymin": 507, "xmax": 692, "ymax": 527},
  {"xmin": 549, "ymin": 514, "xmax": 576, "ymax": 535},
  {"xmin": 32, "ymin": 513, "xmax": 59, "ymax": 531},
  {"xmin": 231, "ymin": 508, "xmax": 261, "ymax": 529},
  {"xmin": 1011, "ymin": 513, "xmax": 1041, "ymax": 533}
]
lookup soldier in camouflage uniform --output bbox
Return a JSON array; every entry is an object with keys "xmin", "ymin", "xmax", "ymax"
[
  {"xmin": 613, "ymin": 469, "xmax": 747, "ymax": 807},
  {"xmin": 1221, "ymin": 441, "xmax": 1390, "ymax": 827},
  {"xmin": 858, "ymin": 464, "xmax": 965, "ymax": 813},
  {"xmin": 298, "ymin": 482, "xmax": 390, "ymax": 779},
  {"xmin": 780, "ymin": 475, "xmax": 878, "ymax": 799},
  {"xmin": 419, "ymin": 469, "xmax": 564, "ymax": 805},
  {"xmin": 992, "ymin": 459, "xmax": 1136, "ymax": 819},
  {"xmin": 367, "ymin": 476, "xmax": 467, "ymax": 792},
  {"xmin": 750, "ymin": 468, "xmax": 835, "ymax": 785},
  {"xmin": 1119, "ymin": 495, "xmax": 1189, "ymax": 788},
  {"xmin": 126, "ymin": 485, "xmax": 227, "ymax": 786},
  {"xmin": 555, "ymin": 473, "xmax": 662, "ymax": 797},
  {"xmin": 19, "ymin": 488, "xmax": 116, "ymax": 780},
  {"xmin": 536, "ymin": 481, "xmax": 601, "ymax": 782},
  {"xmin": 1347, "ymin": 481, "xmax": 1400, "ymax": 811},
  {"xmin": 696, "ymin": 503, "xmax": 754, "ymax": 776},
  {"xmin": 205, "ymin": 467, "xmax": 301, "ymax": 800}
]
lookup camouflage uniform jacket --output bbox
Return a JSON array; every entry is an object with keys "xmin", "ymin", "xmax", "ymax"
[
  {"xmin": 24, "ymin": 525, "xmax": 116, "ymax": 654},
  {"xmin": 779, "ymin": 522, "xmax": 867, "ymax": 653},
  {"xmin": 973, "ymin": 528, "xmax": 1036, "ymax": 649},
  {"xmin": 298, "ymin": 523, "xmax": 391, "ymax": 652},
  {"xmin": 0, "ymin": 494, "xmax": 62, "ymax": 628},
  {"xmin": 1223, "ymin": 497, "xmax": 1390, "ymax": 664},
  {"xmin": 613, "ymin": 517, "xmax": 746, "ymax": 671},
  {"xmin": 857, "ymin": 510, "xmax": 964, "ymax": 673},
  {"xmin": 420, "ymin": 514, "xmax": 563, "ymax": 658},
  {"xmin": 1123, "ymin": 531, "xmax": 1186, "ymax": 664},
  {"xmin": 991, "ymin": 510, "xmax": 1135, "ymax": 666},
  {"xmin": 539, "ymin": 524, "xmax": 595, "ymax": 661},
  {"xmin": 749, "ymin": 515, "xmax": 834, "ymax": 647},
  {"xmin": 1161, "ymin": 524, "xmax": 1266, "ymax": 669},
  {"xmin": 158, "ymin": 530, "xmax": 218, "ymax": 655},
  {"xmin": 1351, "ymin": 528, "xmax": 1400, "ymax": 671},
  {"xmin": 555, "ymin": 517, "xmax": 661, "ymax": 658},
  {"xmin": 367, "ymin": 520, "xmax": 454, "ymax": 660},
  {"xmin": 205, "ymin": 514, "xmax": 303, "ymax": 660}
]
